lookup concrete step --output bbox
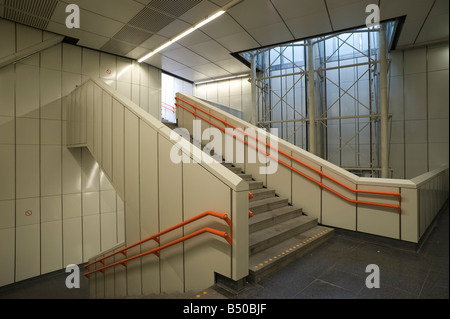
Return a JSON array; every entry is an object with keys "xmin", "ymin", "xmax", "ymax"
[
  {"xmin": 237, "ymin": 173, "xmax": 252, "ymax": 181},
  {"xmin": 249, "ymin": 215, "xmax": 317, "ymax": 256},
  {"xmin": 249, "ymin": 187, "xmax": 275, "ymax": 201},
  {"xmin": 229, "ymin": 166, "xmax": 243, "ymax": 174},
  {"xmin": 248, "ymin": 225, "xmax": 334, "ymax": 283},
  {"xmin": 247, "ymin": 180, "xmax": 264, "ymax": 190},
  {"xmin": 248, "ymin": 196, "xmax": 288, "ymax": 214},
  {"xmin": 249, "ymin": 205, "xmax": 303, "ymax": 233}
]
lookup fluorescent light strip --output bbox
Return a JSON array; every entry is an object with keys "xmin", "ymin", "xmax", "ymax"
[
  {"xmin": 195, "ymin": 73, "xmax": 250, "ymax": 85},
  {"xmin": 138, "ymin": 10, "xmax": 225, "ymax": 63}
]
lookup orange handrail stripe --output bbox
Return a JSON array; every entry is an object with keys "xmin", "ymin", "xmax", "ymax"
[
  {"xmin": 85, "ymin": 211, "xmax": 231, "ymax": 270},
  {"xmin": 161, "ymin": 104, "xmax": 175, "ymax": 113},
  {"xmin": 84, "ymin": 228, "xmax": 231, "ymax": 278},
  {"xmin": 162, "ymin": 101, "xmax": 176, "ymax": 110},
  {"xmin": 175, "ymin": 97, "xmax": 400, "ymax": 198},
  {"xmin": 175, "ymin": 98, "xmax": 401, "ymax": 213}
]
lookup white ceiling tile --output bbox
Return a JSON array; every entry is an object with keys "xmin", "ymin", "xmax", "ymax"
[
  {"xmin": 415, "ymin": 13, "xmax": 449, "ymax": 44},
  {"xmin": 214, "ymin": 58, "xmax": 250, "ymax": 74},
  {"xmin": 247, "ymin": 22, "xmax": 294, "ymax": 46},
  {"xmin": 140, "ymin": 34, "xmax": 170, "ymax": 50},
  {"xmin": 326, "ymin": 0, "xmax": 376, "ymax": 31},
  {"xmin": 160, "ymin": 56, "xmax": 190, "ymax": 73},
  {"xmin": 176, "ymin": 30, "xmax": 212, "ymax": 47},
  {"xmin": 215, "ymin": 31, "xmax": 260, "ymax": 52},
  {"xmin": 188, "ymin": 40, "xmax": 232, "ymax": 61},
  {"xmin": 158, "ymin": 19, "xmax": 192, "ymax": 39},
  {"xmin": 228, "ymin": 0, "xmax": 283, "ymax": 30},
  {"xmin": 50, "ymin": 3, "xmax": 125, "ymax": 38},
  {"xmin": 178, "ymin": 0, "xmax": 220, "ymax": 24},
  {"xmin": 285, "ymin": 11, "xmax": 332, "ymax": 39},
  {"xmin": 172, "ymin": 68, "xmax": 209, "ymax": 82},
  {"xmin": 199, "ymin": 13, "xmax": 244, "ymax": 39},
  {"xmin": 162, "ymin": 47, "xmax": 209, "ymax": 66},
  {"xmin": 192, "ymin": 62, "xmax": 231, "ymax": 78},
  {"xmin": 208, "ymin": 0, "xmax": 233, "ymax": 7},
  {"xmin": 126, "ymin": 46, "xmax": 152, "ymax": 61},
  {"xmin": 67, "ymin": 0, "xmax": 144, "ymax": 24},
  {"xmin": 271, "ymin": 0, "xmax": 327, "ymax": 20},
  {"xmin": 46, "ymin": 21, "xmax": 109, "ymax": 50}
]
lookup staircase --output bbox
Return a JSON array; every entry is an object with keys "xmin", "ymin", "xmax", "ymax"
[
  {"xmin": 221, "ymin": 162, "xmax": 334, "ymax": 284},
  {"xmin": 163, "ymin": 120, "xmax": 334, "ymax": 285}
]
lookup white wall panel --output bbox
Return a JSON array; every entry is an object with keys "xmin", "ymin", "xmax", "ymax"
[
  {"xmin": 63, "ymin": 217, "xmax": 83, "ymax": 266},
  {"xmin": 102, "ymin": 92, "xmax": 113, "ymax": 178},
  {"xmin": 82, "ymin": 192, "xmax": 100, "ymax": 216},
  {"xmin": 405, "ymin": 143, "xmax": 428, "ymax": 178},
  {"xmin": 139, "ymin": 121, "xmax": 160, "ymax": 295},
  {"xmin": 101, "ymin": 190, "xmax": 117, "ymax": 214},
  {"xmin": 40, "ymin": 145, "xmax": 61, "ymax": 196},
  {"xmin": 112, "ymin": 99, "xmax": 125, "ymax": 195},
  {"xmin": 62, "ymin": 72, "xmax": 82, "ymax": 97},
  {"xmin": 83, "ymin": 214, "xmax": 101, "ymax": 261},
  {"xmin": 117, "ymin": 57, "xmax": 132, "ymax": 83},
  {"xmin": 0, "ymin": 65, "xmax": 15, "ymax": 117},
  {"xmin": 82, "ymin": 48, "xmax": 100, "ymax": 77},
  {"xmin": 158, "ymin": 135, "xmax": 184, "ymax": 293},
  {"xmin": 183, "ymin": 163, "xmax": 232, "ymax": 292},
  {"xmin": 63, "ymin": 44, "xmax": 82, "ymax": 74},
  {"xmin": 428, "ymin": 70, "xmax": 449, "ymax": 119},
  {"xmin": 16, "ymin": 118, "xmax": 39, "ymax": 145},
  {"xmin": 100, "ymin": 212, "xmax": 117, "ymax": 251},
  {"xmin": 93, "ymin": 85, "xmax": 103, "ymax": 161},
  {"xmin": 0, "ymin": 116, "xmax": 15, "ymax": 145},
  {"xmin": 0, "ymin": 146, "xmax": 16, "ymax": 200},
  {"xmin": 40, "ymin": 68, "xmax": 62, "ymax": 118},
  {"xmin": 124, "ymin": 109, "xmax": 141, "ymax": 296},
  {"xmin": 41, "ymin": 119, "xmax": 62, "ymax": 145},
  {"xmin": 403, "ymin": 47, "xmax": 426, "ymax": 75},
  {"xmin": 0, "ymin": 228, "xmax": 15, "ymax": 286},
  {"xmin": 41, "ymin": 195, "xmax": 62, "ymax": 223},
  {"xmin": 63, "ymin": 193, "xmax": 81, "ymax": 219},
  {"xmin": 16, "ymin": 197, "xmax": 40, "ymax": 227},
  {"xmin": 0, "ymin": 19, "xmax": 15, "ymax": 58},
  {"xmin": 16, "ymin": 64, "xmax": 40, "ymax": 118},
  {"xmin": 16, "ymin": 24, "xmax": 41, "ymax": 52},
  {"xmin": 62, "ymin": 147, "xmax": 81, "ymax": 194},
  {"xmin": 404, "ymin": 73, "xmax": 427, "ymax": 121},
  {"xmin": 41, "ymin": 44, "xmax": 62, "ymax": 71},
  {"xmin": 117, "ymin": 81, "xmax": 132, "ymax": 100},
  {"xmin": 0, "ymin": 200, "xmax": 15, "ymax": 230},
  {"xmin": 16, "ymin": 145, "xmax": 40, "ymax": 199},
  {"xmin": 16, "ymin": 224, "xmax": 40, "ymax": 282},
  {"xmin": 322, "ymin": 169, "xmax": 357, "ymax": 231},
  {"xmin": 41, "ymin": 220, "xmax": 63, "ymax": 273},
  {"xmin": 100, "ymin": 53, "xmax": 117, "ymax": 83}
]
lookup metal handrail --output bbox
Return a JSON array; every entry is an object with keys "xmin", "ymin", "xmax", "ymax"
[
  {"xmin": 161, "ymin": 103, "xmax": 175, "ymax": 113},
  {"xmin": 84, "ymin": 227, "xmax": 232, "ymax": 278},
  {"xmin": 84, "ymin": 210, "xmax": 231, "ymax": 276},
  {"xmin": 175, "ymin": 96, "xmax": 401, "ymax": 214}
]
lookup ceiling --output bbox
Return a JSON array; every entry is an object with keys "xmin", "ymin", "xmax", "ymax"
[{"xmin": 1, "ymin": 0, "xmax": 448, "ymax": 83}]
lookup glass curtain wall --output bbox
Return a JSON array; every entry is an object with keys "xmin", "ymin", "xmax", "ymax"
[{"xmin": 248, "ymin": 22, "xmax": 394, "ymax": 177}]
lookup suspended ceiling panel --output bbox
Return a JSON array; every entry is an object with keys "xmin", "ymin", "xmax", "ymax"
[{"xmin": 0, "ymin": 0, "xmax": 447, "ymax": 83}]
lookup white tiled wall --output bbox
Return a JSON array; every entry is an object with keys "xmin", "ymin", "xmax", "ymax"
[
  {"xmin": 0, "ymin": 19, "xmax": 162, "ymax": 287},
  {"xmin": 194, "ymin": 77, "xmax": 252, "ymax": 122},
  {"xmin": 389, "ymin": 42, "xmax": 449, "ymax": 179}
]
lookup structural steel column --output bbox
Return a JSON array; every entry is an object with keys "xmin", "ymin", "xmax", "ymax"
[
  {"xmin": 308, "ymin": 41, "xmax": 316, "ymax": 155},
  {"xmin": 251, "ymin": 53, "xmax": 257, "ymax": 125},
  {"xmin": 379, "ymin": 24, "xmax": 389, "ymax": 178}
]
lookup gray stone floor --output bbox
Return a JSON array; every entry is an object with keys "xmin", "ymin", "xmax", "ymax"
[{"xmin": 1, "ymin": 202, "xmax": 448, "ymax": 300}]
